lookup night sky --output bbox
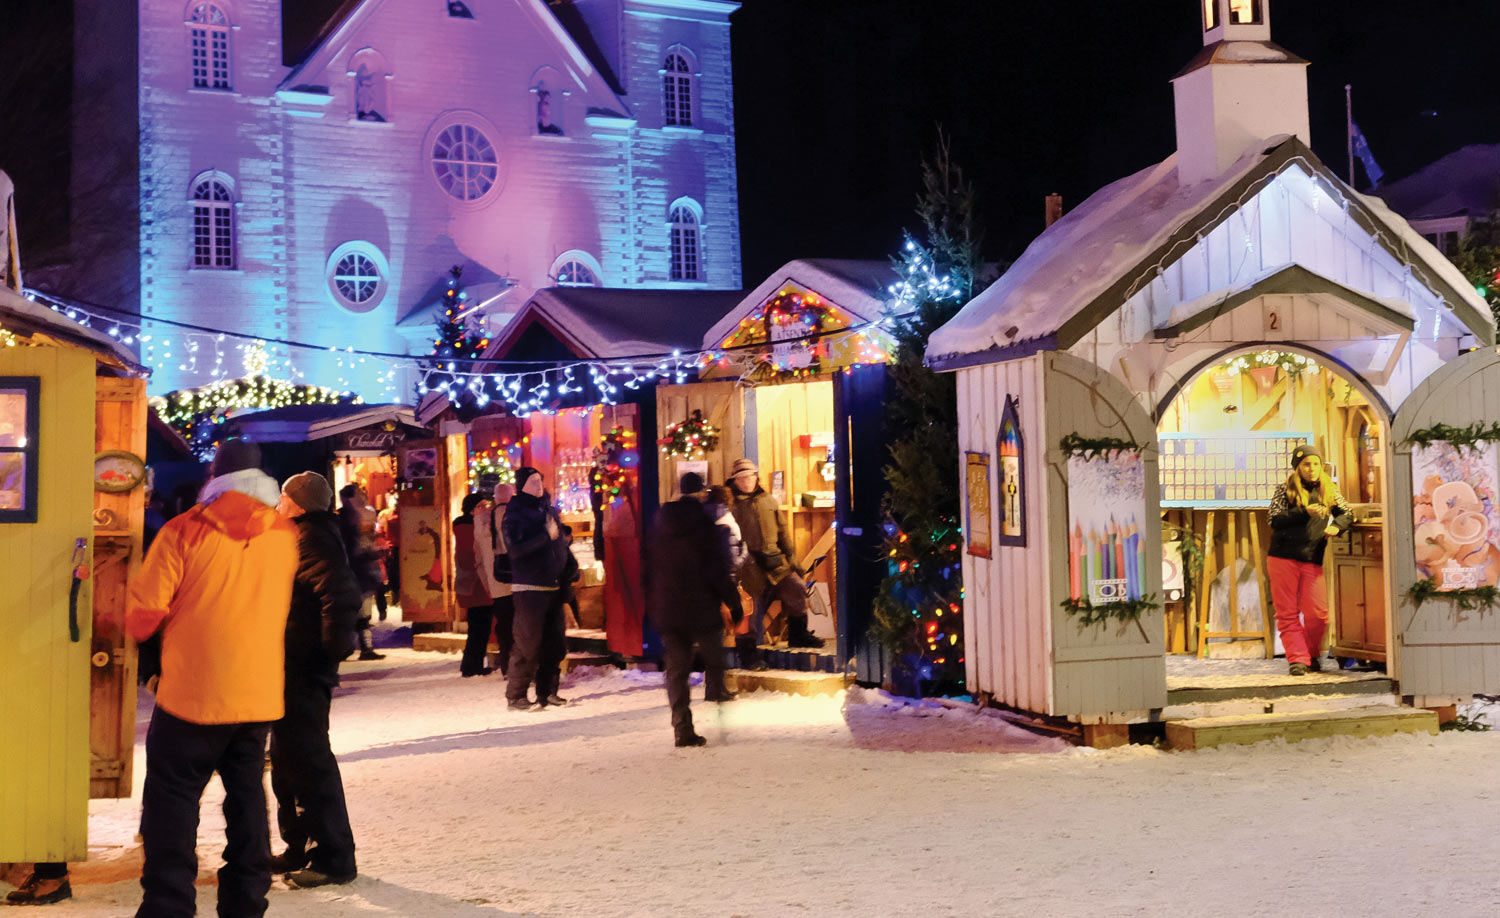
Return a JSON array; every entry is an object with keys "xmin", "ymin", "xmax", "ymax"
[
  {"xmin": 731, "ymin": 0, "xmax": 1500, "ymax": 281},
  {"xmin": 5, "ymin": 1, "xmax": 1500, "ymax": 285}
]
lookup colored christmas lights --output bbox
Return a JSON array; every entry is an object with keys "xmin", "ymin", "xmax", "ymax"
[{"xmin": 658, "ymin": 409, "xmax": 719, "ymax": 459}]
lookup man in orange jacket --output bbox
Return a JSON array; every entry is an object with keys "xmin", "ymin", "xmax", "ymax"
[{"xmin": 126, "ymin": 440, "xmax": 299, "ymax": 918}]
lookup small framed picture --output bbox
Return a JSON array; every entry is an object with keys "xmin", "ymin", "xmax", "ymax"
[{"xmin": 770, "ymin": 470, "xmax": 786, "ymax": 505}]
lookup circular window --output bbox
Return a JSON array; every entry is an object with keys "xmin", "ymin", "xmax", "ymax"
[
  {"xmin": 431, "ymin": 123, "xmax": 498, "ymax": 202},
  {"xmin": 325, "ymin": 242, "xmax": 389, "ymax": 312}
]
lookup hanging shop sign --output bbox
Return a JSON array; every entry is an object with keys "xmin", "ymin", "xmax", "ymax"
[
  {"xmin": 965, "ymin": 451, "xmax": 992, "ymax": 559},
  {"xmin": 340, "ymin": 428, "xmax": 406, "ymax": 451},
  {"xmin": 1066, "ymin": 449, "xmax": 1148, "ymax": 611},
  {"xmin": 1412, "ymin": 441, "xmax": 1500, "ymax": 591}
]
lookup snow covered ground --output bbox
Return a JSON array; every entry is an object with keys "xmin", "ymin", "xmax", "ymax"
[{"xmin": 22, "ymin": 652, "xmax": 1500, "ymax": 917}]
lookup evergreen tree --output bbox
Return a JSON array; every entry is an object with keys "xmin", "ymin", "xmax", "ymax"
[
  {"xmin": 416, "ymin": 265, "xmax": 491, "ymax": 411},
  {"xmin": 1454, "ymin": 211, "xmax": 1500, "ymax": 329},
  {"xmin": 871, "ymin": 134, "xmax": 990, "ymax": 694}
]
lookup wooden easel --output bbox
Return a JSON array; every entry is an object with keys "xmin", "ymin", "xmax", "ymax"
[{"xmin": 1194, "ymin": 508, "xmax": 1277, "ymax": 658}]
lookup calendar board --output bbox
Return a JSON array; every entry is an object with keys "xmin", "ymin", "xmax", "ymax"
[{"xmin": 1159, "ymin": 432, "xmax": 1311, "ymax": 507}]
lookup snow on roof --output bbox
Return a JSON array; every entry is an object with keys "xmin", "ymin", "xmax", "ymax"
[
  {"xmin": 1351, "ymin": 185, "xmax": 1495, "ymax": 335},
  {"xmin": 928, "ymin": 136, "xmax": 1494, "ymax": 366},
  {"xmin": 1, "ymin": 286, "xmax": 148, "ymax": 374},
  {"xmin": 700, "ymin": 259, "xmax": 896, "ymax": 350},
  {"xmin": 927, "ymin": 140, "xmax": 1283, "ymax": 362},
  {"xmin": 227, "ymin": 402, "xmax": 420, "ymax": 442},
  {"xmin": 1372, "ymin": 143, "xmax": 1500, "ymax": 222},
  {"xmin": 507, "ymin": 287, "xmax": 747, "ymax": 360}
]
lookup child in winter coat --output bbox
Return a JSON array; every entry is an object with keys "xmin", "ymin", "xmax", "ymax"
[{"xmin": 707, "ymin": 484, "xmax": 758, "ymax": 670}]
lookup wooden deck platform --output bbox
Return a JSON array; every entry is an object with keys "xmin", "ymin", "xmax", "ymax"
[{"xmin": 1165, "ymin": 705, "xmax": 1438, "ymax": 750}]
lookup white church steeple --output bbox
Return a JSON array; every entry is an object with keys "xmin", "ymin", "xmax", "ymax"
[{"xmin": 1172, "ymin": 0, "xmax": 1309, "ymax": 184}]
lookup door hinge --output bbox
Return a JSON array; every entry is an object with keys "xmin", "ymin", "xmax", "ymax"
[{"xmin": 90, "ymin": 759, "xmax": 124, "ymax": 779}]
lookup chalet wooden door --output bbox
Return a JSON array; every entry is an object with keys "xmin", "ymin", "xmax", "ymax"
[
  {"xmin": 1389, "ymin": 345, "xmax": 1500, "ymax": 699},
  {"xmin": 0, "ymin": 346, "xmax": 97, "ymax": 863},
  {"xmin": 1043, "ymin": 351, "xmax": 1168, "ymax": 716}
]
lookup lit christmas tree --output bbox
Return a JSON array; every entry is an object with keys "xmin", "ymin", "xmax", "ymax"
[
  {"xmin": 871, "ymin": 134, "xmax": 990, "ymax": 696},
  {"xmin": 417, "ymin": 265, "xmax": 490, "ymax": 412}
]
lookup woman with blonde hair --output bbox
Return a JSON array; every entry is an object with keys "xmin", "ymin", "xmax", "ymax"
[{"xmin": 1267, "ymin": 445, "xmax": 1353, "ymax": 675}]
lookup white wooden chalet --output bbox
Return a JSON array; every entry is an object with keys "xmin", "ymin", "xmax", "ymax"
[{"xmin": 926, "ymin": 0, "xmax": 1500, "ymax": 736}]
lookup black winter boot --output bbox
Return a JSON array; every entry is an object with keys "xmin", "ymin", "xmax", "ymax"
[
  {"xmin": 736, "ymin": 636, "xmax": 768, "ymax": 671},
  {"xmin": 786, "ymin": 616, "xmax": 823, "ymax": 648}
]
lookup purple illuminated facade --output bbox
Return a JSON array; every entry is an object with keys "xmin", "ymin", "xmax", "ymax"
[{"xmin": 74, "ymin": 0, "xmax": 742, "ymax": 397}]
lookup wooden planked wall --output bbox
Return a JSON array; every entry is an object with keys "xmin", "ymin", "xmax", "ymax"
[
  {"xmin": 0, "ymin": 346, "xmax": 96, "ymax": 862},
  {"xmin": 956, "ymin": 355, "xmax": 1052, "ymax": 714},
  {"xmin": 1390, "ymin": 346, "xmax": 1500, "ymax": 698},
  {"xmin": 91, "ymin": 377, "xmax": 145, "ymax": 799},
  {"xmin": 655, "ymin": 379, "xmax": 745, "ymax": 502}
]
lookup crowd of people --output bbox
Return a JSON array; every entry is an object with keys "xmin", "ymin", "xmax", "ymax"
[
  {"xmin": 3, "ymin": 448, "xmax": 820, "ymax": 910},
  {"xmin": 447, "ymin": 457, "xmax": 823, "ymax": 744}
]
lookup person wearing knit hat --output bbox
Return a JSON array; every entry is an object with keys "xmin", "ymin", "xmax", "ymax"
[
  {"xmin": 1267, "ymin": 443, "xmax": 1352, "ymax": 676},
  {"xmin": 271, "ymin": 470, "xmax": 363, "ymax": 887},
  {"xmin": 728, "ymin": 457, "xmax": 822, "ymax": 661},
  {"xmin": 282, "ymin": 471, "xmax": 334, "ymax": 514},
  {"xmin": 501, "ymin": 467, "xmax": 571, "ymax": 709}
]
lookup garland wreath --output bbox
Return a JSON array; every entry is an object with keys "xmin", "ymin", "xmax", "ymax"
[
  {"xmin": 1405, "ymin": 421, "xmax": 1500, "ymax": 451},
  {"xmin": 467, "ymin": 450, "xmax": 516, "ymax": 491},
  {"xmin": 1406, "ymin": 578, "xmax": 1500, "ymax": 614},
  {"xmin": 1059, "ymin": 594, "xmax": 1162, "ymax": 627},
  {"xmin": 658, "ymin": 409, "xmax": 720, "ymax": 459},
  {"xmin": 1058, "ymin": 433, "xmax": 1142, "ymax": 459},
  {"xmin": 1057, "ymin": 432, "xmax": 1158, "ymax": 625},
  {"xmin": 722, "ymin": 289, "xmax": 844, "ymax": 382},
  {"xmin": 592, "ymin": 425, "xmax": 636, "ymax": 501}
]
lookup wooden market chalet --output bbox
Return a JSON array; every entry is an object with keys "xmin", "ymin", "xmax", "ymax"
[{"xmin": 926, "ymin": 0, "xmax": 1500, "ymax": 747}]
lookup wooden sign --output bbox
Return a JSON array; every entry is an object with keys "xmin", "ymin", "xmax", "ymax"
[
  {"xmin": 997, "ymin": 396, "xmax": 1026, "ymax": 546},
  {"xmin": 965, "ymin": 451, "xmax": 991, "ymax": 559}
]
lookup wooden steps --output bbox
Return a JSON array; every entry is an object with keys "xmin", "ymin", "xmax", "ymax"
[
  {"xmin": 411, "ymin": 632, "xmax": 465, "ymax": 654},
  {"xmin": 726, "ymin": 669, "xmax": 846, "ymax": 697},
  {"xmin": 1165, "ymin": 704, "xmax": 1438, "ymax": 751}
]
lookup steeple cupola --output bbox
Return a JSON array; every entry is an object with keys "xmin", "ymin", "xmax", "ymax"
[
  {"xmin": 1172, "ymin": 0, "xmax": 1309, "ymax": 184},
  {"xmin": 1201, "ymin": 0, "xmax": 1270, "ymax": 43}
]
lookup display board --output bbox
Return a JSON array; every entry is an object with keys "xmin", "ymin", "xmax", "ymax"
[{"xmin": 1159, "ymin": 432, "xmax": 1312, "ymax": 508}]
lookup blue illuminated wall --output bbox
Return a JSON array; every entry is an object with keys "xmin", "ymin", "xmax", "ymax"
[{"xmin": 126, "ymin": 0, "xmax": 742, "ymax": 398}]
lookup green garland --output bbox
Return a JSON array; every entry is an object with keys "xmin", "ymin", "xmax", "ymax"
[
  {"xmin": 658, "ymin": 409, "xmax": 720, "ymax": 459},
  {"xmin": 1405, "ymin": 421, "xmax": 1500, "ymax": 451},
  {"xmin": 1059, "ymin": 433, "xmax": 1141, "ymax": 460},
  {"xmin": 1060, "ymin": 594, "xmax": 1161, "ymax": 627},
  {"xmin": 1406, "ymin": 578, "xmax": 1500, "ymax": 613}
]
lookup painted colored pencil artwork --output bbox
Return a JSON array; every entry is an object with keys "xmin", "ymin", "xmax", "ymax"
[{"xmin": 1066, "ymin": 451, "xmax": 1147, "ymax": 605}]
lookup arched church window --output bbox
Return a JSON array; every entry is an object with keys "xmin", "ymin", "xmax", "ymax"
[
  {"xmin": 187, "ymin": 3, "xmax": 232, "ymax": 91},
  {"xmin": 191, "ymin": 172, "xmax": 236, "ymax": 269},
  {"xmin": 662, "ymin": 49, "xmax": 694, "ymax": 127},
  {"xmin": 668, "ymin": 201, "xmax": 701, "ymax": 282}
]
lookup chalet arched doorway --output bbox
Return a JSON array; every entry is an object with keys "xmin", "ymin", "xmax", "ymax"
[{"xmin": 1155, "ymin": 344, "xmax": 1392, "ymax": 672}]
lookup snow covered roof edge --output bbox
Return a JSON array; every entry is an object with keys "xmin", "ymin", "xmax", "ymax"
[{"xmin": 927, "ymin": 136, "xmax": 1494, "ymax": 371}]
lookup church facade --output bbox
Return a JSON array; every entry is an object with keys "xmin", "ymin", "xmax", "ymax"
[{"xmin": 81, "ymin": 0, "xmax": 742, "ymax": 397}]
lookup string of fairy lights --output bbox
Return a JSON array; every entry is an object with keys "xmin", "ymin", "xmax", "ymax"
[{"xmin": 22, "ymin": 285, "xmax": 912, "ymax": 419}]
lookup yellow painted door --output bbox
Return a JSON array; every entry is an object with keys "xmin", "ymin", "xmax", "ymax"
[{"xmin": 0, "ymin": 346, "xmax": 96, "ymax": 862}]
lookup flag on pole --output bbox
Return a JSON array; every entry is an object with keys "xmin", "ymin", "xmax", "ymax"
[{"xmin": 1350, "ymin": 121, "xmax": 1385, "ymax": 187}]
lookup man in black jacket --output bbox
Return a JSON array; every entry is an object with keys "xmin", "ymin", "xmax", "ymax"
[
  {"xmin": 502, "ymin": 467, "xmax": 572, "ymax": 711},
  {"xmin": 272, "ymin": 472, "xmax": 363, "ymax": 888},
  {"xmin": 645, "ymin": 473, "xmax": 744, "ymax": 747}
]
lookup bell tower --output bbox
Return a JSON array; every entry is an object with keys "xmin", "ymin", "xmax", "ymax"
[{"xmin": 1172, "ymin": 0, "xmax": 1309, "ymax": 184}]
